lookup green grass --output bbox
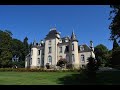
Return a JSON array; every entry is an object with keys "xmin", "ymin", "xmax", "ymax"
[
  {"xmin": 0, "ymin": 72, "xmax": 79, "ymax": 85},
  {"xmin": 0, "ymin": 71, "xmax": 120, "ymax": 85}
]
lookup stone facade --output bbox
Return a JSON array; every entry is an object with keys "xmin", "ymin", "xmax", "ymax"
[{"xmin": 25, "ymin": 27, "xmax": 95, "ymax": 69}]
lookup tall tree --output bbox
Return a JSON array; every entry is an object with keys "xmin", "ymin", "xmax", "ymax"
[
  {"xmin": 109, "ymin": 5, "xmax": 120, "ymax": 42},
  {"xmin": 86, "ymin": 57, "xmax": 97, "ymax": 80},
  {"xmin": 113, "ymin": 39, "xmax": 119, "ymax": 51},
  {"xmin": 29, "ymin": 42, "xmax": 32, "ymax": 52},
  {"xmin": 23, "ymin": 37, "xmax": 29, "ymax": 55},
  {"xmin": 94, "ymin": 44, "xmax": 109, "ymax": 66},
  {"xmin": 109, "ymin": 5, "xmax": 120, "ymax": 68},
  {"xmin": 0, "ymin": 30, "xmax": 13, "ymax": 67}
]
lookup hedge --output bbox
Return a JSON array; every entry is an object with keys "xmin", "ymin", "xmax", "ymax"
[{"xmin": 0, "ymin": 68, "xmax": 81, "ymax": 72}]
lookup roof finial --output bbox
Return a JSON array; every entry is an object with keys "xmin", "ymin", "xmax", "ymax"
[
  {"xmin": 55, "ymin": 24, "xmax": 56, "ymax": 28},
  {"xmin": 73, "ymin": 28, "xmax": 74, "ymax": 34},
  {"xmin": 33, "ymin": 38, "xmax": 36, "ymax": 45}
]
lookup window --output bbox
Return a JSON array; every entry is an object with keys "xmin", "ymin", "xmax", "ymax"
[
  {"xmin": 30, "ymin": 58, "xmax": 32, "ymax": 65},
  {"xmin": 66, "ymin": 55, "xmax": 69, "ymax": 62},
  {"xmin": 38, "ymin": 50, "xmax": 40, "ymax": 55},
  {"xmin": 65, "ymin": 45, "xmax": 69, "ymax": 52},
  {"xmin": 81, "ymin": 54, "xmax": 85, "ymax": 62},
  {"xmin": 48, "ymin": 47, "xmax": 52, "ymax": 53},
  {"xmin": 38, "ymin": 58, "xmax": 40, "ymax": 64},
  {"xmin": 49, "ymin": 40, "xmax": 51, "ymax": 45},
  {"xmin": 59, "ymin": 47, "xmax": 62, "ymax": 53},
  {"xmin": 72, "ymin": 54, "xmax": 75, "ymax": 62},
  {"xmin": 72, "ymin": 44, "xmax": 74, "ymax": 51},
  {"xmin": 80, "ymin": 46, "xmax": 84, "ymax": 51},
  {"xmin": 48, "ymin": 56, "xmax": 52, "ymax": 65},
  {"xmin": 42, "ymin": 59, "xmax": 44, "ymax": 65},
  {"xmin": 31, "ymin": 50, "xmax": 33, "ymax": 55}
]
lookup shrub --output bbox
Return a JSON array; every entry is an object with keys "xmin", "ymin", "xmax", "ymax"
[
  {"xmin": 0, "ymin": 68, "xmax": 81, "ymax": 72},
  {"xmin": 86, "ymin": 57, "xmax": 97, "ymax": 80},
  {"xmin": 56, "ymin": 58, "xmax": 67, "ymax": 69}
]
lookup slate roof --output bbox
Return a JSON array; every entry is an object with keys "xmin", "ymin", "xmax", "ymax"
[
  {"xmin": 45, "ymin": 29, "xmax": 60, "ymax": 40},
  {"xmin": 32, "ymin": 44, "xmax": 44, "ymax": 49},
  {"xmin": 61, "ymin": 36, "xmax": 70, "ymax": 42},
  {"xmin": 58, "ymin": 42, "xmax": 69, "ymax": 46},
  {"xmin": 78, "ymin": 44, "xmax": 92, "ymax": 53},
  {"xmin": 71, "ymin": 31, "xmax": 78, "ymax": 42}
]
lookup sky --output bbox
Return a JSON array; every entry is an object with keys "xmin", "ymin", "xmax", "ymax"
[{"xmin": 0, "ymin": 5, "xmax": 112, "ymax": 50}]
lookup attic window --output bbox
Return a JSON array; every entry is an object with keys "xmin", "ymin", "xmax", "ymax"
[
  {"xmin": 49, "ymin": 40, "xmax": 51, "ymax": 45},
  {"xmin": 80, "ymin": 46, "xmax": 84, "ymax": 51}
]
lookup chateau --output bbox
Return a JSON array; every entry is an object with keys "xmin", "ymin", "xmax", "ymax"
[{"xmin": 25, "ymin": 27, "xmax": 95, "ymax": 69}]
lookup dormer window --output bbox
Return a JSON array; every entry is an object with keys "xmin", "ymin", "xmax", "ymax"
[
  {"xmin": 65, "ymin": 39, "xmax": 68, "ymax": 42},
  {"xmin": 80, "ymin": 46, "xmax": 84, "ymax": 51}
]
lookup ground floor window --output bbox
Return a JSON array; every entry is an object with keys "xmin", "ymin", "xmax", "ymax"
[
  {"xmin": 66, "ymin": 55, "xmax": 69, "ymax": 63},
  {"xmin": 38, "ymin": 58, "xmax": 40, "ymax": 64},
  {"xmin": 48, "ymin": 55, "xmax": 52, "ymax": 65},
  {"xmin": 30, "ymin": 58, "xmax": 32, "ymax": 65},
  {"xmin": 72, "ymin": 54, "xmax": 75, "ymax": 63}
]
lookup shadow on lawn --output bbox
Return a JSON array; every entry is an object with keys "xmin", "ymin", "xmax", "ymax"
[
  {"xmin": 57, "ymin": 73, "xmax": 97, "ymax": 85},
  {"xmin": 57, "ymin": 71, "xmax": 120, "ymax": 85}
]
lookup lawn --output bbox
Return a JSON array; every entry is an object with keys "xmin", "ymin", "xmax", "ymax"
[
  {"xmin": 0, "ymin": 71, "xmax": 79, "ymax": 85},
  {"xmin": 0, "ymin": 71, "xmax": 120, "ymax": 85}
]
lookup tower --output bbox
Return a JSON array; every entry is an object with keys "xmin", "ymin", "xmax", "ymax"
[
  {"xmin": 44, "ymin": 27, "xmax": 60, "ymax": 68},
  {"xmin": 70, "ymin": 30, "xmax": 79, "ymax": 69},
  {"xmin": 30, "ymin": 40, "xmax": 40, "ymax": 68},
  {"xmin": 90, "ymin": 40, "xmax": 95, "ymax": 58}
]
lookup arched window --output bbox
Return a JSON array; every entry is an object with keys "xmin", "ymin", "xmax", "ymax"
[
  {"xmin": 66, "ymin": 55, "xmax": 69, "ymax": 63},
  {"xmin": 81, "ymin": 54, "xmax": 85, "ymax": 62},
  {"xmin": 72, "ymin": 54, "xmax": 75, "ymax": 62},
  {"xmin": 48, "ymin": 56, "xmax": 52, "ymax": 65}
]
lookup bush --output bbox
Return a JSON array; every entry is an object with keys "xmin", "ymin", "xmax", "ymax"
[
  {"xmin": 46, "ymin": 63, "xmax": 50, "ymax": 69},
  {"xmin": 56, "ymin": 58, "xmax": 67, "ymax": 69},
  {"xmin": 86, "ymin": 57, "xmax": 97, "ymax": 80},
  {"xmin": 0, "ymin": 68, "xmax": 81, "ymax": 72}
]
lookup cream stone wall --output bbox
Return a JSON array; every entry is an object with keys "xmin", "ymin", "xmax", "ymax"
[
  {"xmin": 25, "ymin": 56, "xmax": 30, "ymax": 68},
  {"xmin": 55, "ymin": 38, "xmax": 60, "ymax": 66},
  {"xmin": 44, "ymin": 39, "xmax": 57, "ymax": 66},
  {"xmin": 25, "ymin": 31, "xmax": 96, "ymax": 69},
  {"xmin": 79, "ymin": 52, "xmax": 91, "ymax": 67},
  {"xmin": 58, "ymin": 44, "xmax": 69, "ymax": 60},
  {"xmin": 31, "ymin": 48, "xmax": 38, "ymax": 68},
  {"xmin": 71, "ymin": 42, "xmax": 79, "ymax": 68}
]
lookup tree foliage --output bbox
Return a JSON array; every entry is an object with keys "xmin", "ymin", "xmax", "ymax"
[
  {"xmin": 113, "ymin": 39, "xmax": 119, "ymax": 51},
  {"xmin": 86, "ymin": 57, "xmax": 97, "ymax": 80},
  {"xmin": 109, "ymin": 5, "xmax": 120, "ymax": 42},
  {"xmin": 110, "ymin": 40, "xmax": 120, "ymax": 67},
  {"xmin": 0, "ymin": 30, "xmax": 30, "ymax": 68},
  {"xmin": 56, "ymin": 58, "xmax": 67, "ymax": 68},
  {"xmin": 109, "ymin": 5, "xmax": 120, "ymax": 68},
  {"xmin": 94, "ymin": 44, "xmax": 110, "ymax": 66}
]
